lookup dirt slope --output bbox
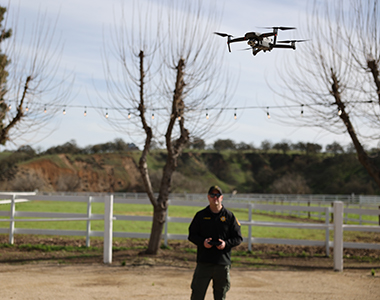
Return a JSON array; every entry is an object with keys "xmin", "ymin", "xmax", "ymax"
[{"xmin": 4, "ymin": 153, "xmax": 143, "ymax": 192}]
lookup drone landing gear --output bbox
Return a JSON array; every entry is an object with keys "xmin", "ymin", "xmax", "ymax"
[{"xmin": 252, "ymin": 48, "xmax": 261, "ymax": 56}]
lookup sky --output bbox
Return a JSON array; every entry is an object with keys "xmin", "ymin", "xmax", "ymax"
[{"xmin": 0, "ymin": 0, "xmax": 363, "ymax": 151}]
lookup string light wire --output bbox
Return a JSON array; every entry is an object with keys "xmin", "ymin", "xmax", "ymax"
[{"xmin": 21, "ymin": 100, "xmax": 372, "ymax": 119}]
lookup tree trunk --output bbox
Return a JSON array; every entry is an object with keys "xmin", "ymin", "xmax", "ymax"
[
  {"xmin": 143, "ymin": 57, "xmax": 189, "ymax": 255},
  {"xmin": 146, "ymin": 204, "xmax": 167, "ymax": 254}
]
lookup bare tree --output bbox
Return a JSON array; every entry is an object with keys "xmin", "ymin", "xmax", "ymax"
[
  {"xmin": 0, "ymin": 5, "xmax": 73, "ymax": 146},
  {"xmin": 274, "ymin": 0, "xmax": 380, "ymax": 188},
  {"xmin": 102, "ymin": 0, "xmax": 232, "ymax": 254}
]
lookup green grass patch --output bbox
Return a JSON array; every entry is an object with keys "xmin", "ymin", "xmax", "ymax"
[
  {"xmin": 344, "ymin": 255, "xmax": 380, "ymax": 263},
  {"xmin": 18, "ymin": 243, "xmax": 99, "ymax": 252},
  {"xmin": 18, "ymin": 154, "xmax": 67, "ymax": 169},
  {"xmin": 0, "ymin": 243, "xmax": 100, "ymax": 252},
  {"xmin": 184, "ymin": 248, "xmax": 197, "ymax": 254}
]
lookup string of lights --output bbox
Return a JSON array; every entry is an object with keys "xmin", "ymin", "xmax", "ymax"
[{"xmin": 8, "ymin": 100, "xmax": 375, "ymax": 119}]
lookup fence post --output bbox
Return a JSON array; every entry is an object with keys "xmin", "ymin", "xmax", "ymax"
[
  {"xmin": 86, "ymin": 196, "xmax": 92, "ymax": 247},
  {"xmin": 344, "ymin": 202, "xmax": 349, "ymax": 224},
  {"xmin": 333, "ymin": 201, "xmax": 344, "ymax": 272},
  {"xmin": 325, "ymin": 207, "xmax": 330, "ymax": 257},
  {"xmin": 9, "ymin": 194, "xmax": 16, "ymax": 245},
  {"xmin": 103, "ymin": 194, "xmax": 114, "ymax": 264},
  {"xmin": 248, "ymin": 203, "xmax": 253, "ymax": 252},
  {"xmin": 297, "ymin": 201, "xmax": 300, "ymax": 217}
]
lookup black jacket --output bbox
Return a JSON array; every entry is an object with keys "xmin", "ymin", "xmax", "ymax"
[{"xmin": 188, "ymin": 205, "xmax": 243, "ymax": 265}]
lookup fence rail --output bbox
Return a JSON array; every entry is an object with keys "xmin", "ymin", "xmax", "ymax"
[
  {"xmin": 32, "ymin": 191, "xmax": 380, "ymax": 203},
  {"xmin": 0, "ymin": 192, "xmax": 379, "ymax": 271}
]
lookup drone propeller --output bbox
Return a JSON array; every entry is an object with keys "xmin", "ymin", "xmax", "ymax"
[
  {"xmin": 262, "ymin": 26, "xmax": 296, "ymax": 31},
  {"xmin": 214, "ymin": 32, "xmax": 236, "ymax": 52},
  {"xmin": 214, "ymin": 32, "xmax": 233, "ymax": 38},
  {"xmin": 276, "ymin": 39, "xmax": 308, "ymax": 43}
]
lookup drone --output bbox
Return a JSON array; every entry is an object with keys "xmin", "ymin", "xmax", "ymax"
[{"xmin": 214, "ymin": 27, "xmax": 306, "ymax": 56}]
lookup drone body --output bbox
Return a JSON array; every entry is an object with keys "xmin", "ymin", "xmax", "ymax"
[{"xmin": 214, "ymin": 27, "xmax": 306, "ymax": 56}]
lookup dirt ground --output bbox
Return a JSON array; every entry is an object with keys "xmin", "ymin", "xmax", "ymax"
[
  {"xmin": 1, "ymin": 236, "xmax": 380, "ymax": 299},
  {"xmin": 1, "ymin": 264, "xmax": 379, "ymax": 300}
]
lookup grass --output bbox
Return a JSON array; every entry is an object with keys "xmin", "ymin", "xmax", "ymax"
[
  {"xmin": 0, "ymin": 199, "xmax": 378, "ymax": 243},
  {"xmin": 17, "ymin": 243, "xmax": 98, "ymax": 252},
  {"xmin": 18, "ymin": 154, "xmax": 67, "ymax": 169},
  {"xmin": 0, "ymin": 241, "xmax": 150, "ymax": 253},
  {"xmin": 0, "ymin": 242, "xmax": 101, "ymax": 252}
]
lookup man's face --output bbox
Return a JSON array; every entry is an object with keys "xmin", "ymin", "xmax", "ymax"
[{"xmin": 208, "ymin": 189, "xmax": 223, "ymax": 207}]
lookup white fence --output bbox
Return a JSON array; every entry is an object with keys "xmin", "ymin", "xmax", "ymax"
[
  {"xmin": 112, "ymin": 192, "xmax": 380, "ymax": 204},
  {"xmin": 1, "ymin": 193, "xmax": 380, "ymax": 271},
  {"xmin": 0, "ymin": 192, "xmax": 114, "ymax": 263}
]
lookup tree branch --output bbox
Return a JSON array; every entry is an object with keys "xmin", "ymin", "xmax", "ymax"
[
  {"xmin": 137, "ymin": 50, "xmax": 156, "ymax": 206},
  {"xmin": 331, "ymin": 68, "xmax": 380, "ymax": 186},
  {"xmin": 0, "ymin": 75, "xmax": 30, "ymax": 145},
  {"xmin": 158, "ymin": 58, "xmax": 189, "ymax": 207},
  {"xmin": 367, "ymin": 59, "xmax": 380, "ymax": 103}
]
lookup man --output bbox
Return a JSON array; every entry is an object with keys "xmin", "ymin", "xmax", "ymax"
[{"xmin": 188, "ymin": 185, "xmax": 243, "ymax": 300}]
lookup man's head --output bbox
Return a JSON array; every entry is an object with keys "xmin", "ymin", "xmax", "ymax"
[
  {"xmin": 207, "ymin": 185, "xmax": 223, "ymax": 212},
  {"xmin": 208, "ymin": 185, "xmax": 222, "ymax": 196}
]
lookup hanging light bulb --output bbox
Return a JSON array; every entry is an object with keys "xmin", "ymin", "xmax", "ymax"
[
  {"xmin": 105, "ymin": 108, "xmax": 109, "ymax": 118},
  {"xmin": 300, "ymin": 104, "xmax": 304, "ymax": 117},
  {"xmin": 44, "ymin": 107, "xmax": 47, "ymax": 113},
  {"xmin": 206, "ymin": 108, "xmax": 209, "ymax": 119},
  {"xmin": 63, "ymin": 108, "xmax": 66, "ymax": 115},
  {"xmin": 128, "ymin": 112, "xmax": 131, "ymax": 119},
  {"xmin": 234, "ymin": 108, "xmax": 237, "ymax": 120},
  {"xmin": 84, "ymin": 106, "xmax": 87, "ymax": 116},
  {"xmin": 338, "ymin": 108, "xmax": 342, "ymax": 116},
  {"xmin": 152, "ymin": 112, "xmax": 155, "ymax": 120},
  {"xmin": 178, "ymin": 115, "xmax": 181, "ymax": 121},
  {"xmin": 267, "ymin": 107, "xmax": 270, "ymax": 119},
  {"xmin": 8, "ymin": 104, "xmax": 11, "ymax": 110},
  {"xmin": 25, "ymin": 105, "xmax": 29, "ymax": 112}
]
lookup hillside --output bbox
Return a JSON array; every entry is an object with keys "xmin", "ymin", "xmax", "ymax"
[{"xmin": 0, "ymin": 150, "xmax": 379, "ymax": 195}]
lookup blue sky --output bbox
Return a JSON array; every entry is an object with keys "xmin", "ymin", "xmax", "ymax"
[{"xmin": 1, "ymin": 0, "xmax": 359, "ymax": 151}]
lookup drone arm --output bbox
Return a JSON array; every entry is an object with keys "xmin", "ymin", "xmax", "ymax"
[
  {"xmin": 260, "ymin": 32, "xmax": 276, "ymax": 38},
  {"xmin": 272, "ymin": 44, "xmax": 295, "ymax": 50},
  {"xmin": 229, "ymin": 37, "xmax": 246, "ymax": 43},
  {"xmin": 226, "ymin": 36, "xmax": 246, "ymax": 52}
]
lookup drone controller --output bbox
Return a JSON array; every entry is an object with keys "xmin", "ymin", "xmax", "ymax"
[{"xmin": 208, "ymin": 239, "xmax": 222, "ymax": 246}]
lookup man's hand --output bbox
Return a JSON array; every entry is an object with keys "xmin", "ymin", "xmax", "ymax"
[
  {"xmin": 216, "ymin": 239, "xmax": 225, "ymax": 250},
  {"xmin": 204, "ymin": 238, "xmax": 212, "ymax": 249}
]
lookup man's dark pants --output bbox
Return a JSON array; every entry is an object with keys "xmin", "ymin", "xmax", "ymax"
[{"xmin": 190, "ymin": 263, "xmax": 231, "ymax": 300}]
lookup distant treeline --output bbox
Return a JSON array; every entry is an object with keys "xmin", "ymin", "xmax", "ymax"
[
  {"xmin": 204, "ymin": 139, "xmax": 354, "ymax": 155},
  {"xmin": 1, "ymin": 137, "xmax": 368, "ymax": 156},
  {"xmin": 1, "ymin": 138, "xmax": 379, "ymax": 195}
]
